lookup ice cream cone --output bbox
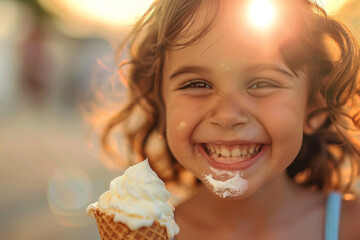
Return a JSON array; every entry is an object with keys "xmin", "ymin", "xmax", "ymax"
[
  {"xmin": 93, "ymin": 209, "xmax": 169, "ymax": 240},
  {"xmin": 87, "ymin": 160, "xmax": 179, "ymax": 239}
]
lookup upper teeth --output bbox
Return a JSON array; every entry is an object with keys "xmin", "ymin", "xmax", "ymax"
[{"xmin": 205, "ymin": 143, "xmax": 261, "ymax": 157}]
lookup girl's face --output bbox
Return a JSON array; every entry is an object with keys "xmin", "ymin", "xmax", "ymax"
[{"xmin": 161, "ymin": 6, "xmax": 309, "ymax": 199}]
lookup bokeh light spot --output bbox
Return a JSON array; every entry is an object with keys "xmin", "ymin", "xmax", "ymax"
[
  {"xmin": 47, "ymin": 168, "xmax": 93, "ymax": 227},
  {"xmin": 177, "ymin": 121, "xmax": 187, "ymax": 131}
]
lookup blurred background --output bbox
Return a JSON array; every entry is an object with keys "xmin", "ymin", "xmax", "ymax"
[{"xmin": 0, "ymin": 0, "xmax": 359, "ymax": 239}]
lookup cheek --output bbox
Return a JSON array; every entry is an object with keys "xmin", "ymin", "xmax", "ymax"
[
  {"xmin": 165, "ymin": 112, "xmax": 198, "ymax": 170},
  {"xmin": 267, "ymin": 102, "xmax": 305, "ymax": 162},
  {"xmin": 165, "ymin": 104, "xmax": 193, "ymax": 155},
  {"xmin": 165, "ymin": 97, "xmax": 204, "ymax": 139},
  {"xmin": 166, "ymin": 116, "xmax": 189, "ymax": 144},
  {"xmin": 270, "ymin": 108, "xmax": 304, "ymax": 135},
  {"xmin": 164, "ymin": 96, "xmax": 209, "ymax": 167}
]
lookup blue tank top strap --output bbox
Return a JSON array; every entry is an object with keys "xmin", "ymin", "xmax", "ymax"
[{"xmin": 324, "ymin": 192, "xmax": 342, "ymax": 240}]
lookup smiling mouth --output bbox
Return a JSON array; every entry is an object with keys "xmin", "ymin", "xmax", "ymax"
[{"xmin": 202, "ymin": 143, "xmax": 263, "ymax": 164}]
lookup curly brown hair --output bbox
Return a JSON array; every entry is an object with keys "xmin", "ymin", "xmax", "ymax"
[{"xmin": 98, "ymin": 0, "xmax": 360, "ymax": 195}]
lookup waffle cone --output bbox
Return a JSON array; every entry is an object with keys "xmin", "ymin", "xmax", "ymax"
[{"xmin": 93, "ymin": 209, "xmax": 169, "ymax": 240}]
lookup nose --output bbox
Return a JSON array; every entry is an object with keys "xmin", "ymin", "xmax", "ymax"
[{"xmin": 209, "ymin": 96, "xmax": 249, "ymax": 129}]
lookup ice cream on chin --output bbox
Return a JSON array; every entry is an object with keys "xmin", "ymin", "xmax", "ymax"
[
  {"xmin": 203, "ymin": 166, "xmax": 248, "ymax": 198},
  {"xmin": 87, "ymin": 159, "xmax": 179, "ymax": 239}
]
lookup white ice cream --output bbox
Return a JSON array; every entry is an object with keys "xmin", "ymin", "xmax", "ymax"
[
  {"xmin": 203, "ymin": 167, "xmax": 248, "ymax": 198},
  {"xmin": 87, "ymin": 159, "xmax": 179, "ymax": 239}
]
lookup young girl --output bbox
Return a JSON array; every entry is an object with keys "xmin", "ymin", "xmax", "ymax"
[{"xmin": 97, "ymin": 0, "xmax": 360, "ymax": 239}]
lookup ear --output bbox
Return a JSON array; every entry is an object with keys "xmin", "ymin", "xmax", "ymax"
[{"xmin": 303, "ymin": 91, "xmax": 328, "ymax": 134}]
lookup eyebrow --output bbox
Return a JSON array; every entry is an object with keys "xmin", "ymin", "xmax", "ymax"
[
  {"xmin": 168, "ymin": 63, "xmax": 296, "ymax": 80},
  {"xmin": 169, "ymin": 65, "xmax": 211, "ymax": 80},
  {"xmin": 245, "ymin": 64, "xmax": 296, "ymax": 78}
]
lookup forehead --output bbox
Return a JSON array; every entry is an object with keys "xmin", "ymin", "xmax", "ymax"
[
  {"xmin": 163, "ymin": 2, "xmax": 290, "ymax": 77},
  {"xmin": 165, "ymin": 33, "xmax": 284, "ymax": 71},
  {"xmin": 163, "ymin": 48, "xmax": 290, "ymax": 87},
  {"xmin": 163, "ymin": 0, "xmax": 301, "ymax": 69},
  {"xmin": 167, "ymin": 0, "xmax": 297, "ymax": 47}
]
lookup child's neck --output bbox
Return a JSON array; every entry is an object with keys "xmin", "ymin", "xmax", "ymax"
[{"xmin": 175, "ymin": 172, "xmax": 325, "ymax": 239}]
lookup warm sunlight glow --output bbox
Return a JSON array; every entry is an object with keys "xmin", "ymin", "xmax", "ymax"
[
  {"xmin": 318, "ymin": 0, "xmax": 352, "ymax": 15},
  {"xmin": 247, "ymin": 0, "xmax": 276, "ymax": 29},
  {"xmin": 36, "ymin": 0, "xmax": 353, "ymax": 38},
  {"xmin": 37, "ymin": 0, "xmax": 153, "ymax": 37},
  {"xmin": 59, "ymin": 0, "xmax": 152, "ymax": 26}
]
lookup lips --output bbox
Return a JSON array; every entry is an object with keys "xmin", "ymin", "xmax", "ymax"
[{"xmin": 199, "ymin": 142, "xmax": 266, "ymax": 170}]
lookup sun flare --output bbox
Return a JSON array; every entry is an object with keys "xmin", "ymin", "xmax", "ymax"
[{"xmin": 247, "ymin": 0, "xmax": 276, "ymax": 29}]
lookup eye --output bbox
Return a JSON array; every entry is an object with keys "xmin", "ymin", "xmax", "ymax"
[
  {"xmin": 247, "ymin": 79, "xmax": 281, "ymax": 97},
  {"xmin": 180, "ymin": 80, "xmax": 212, "ymax": 89},
  {"xmin": 248, "ymin": 79, "xmax": 279, "ymax": 89}
]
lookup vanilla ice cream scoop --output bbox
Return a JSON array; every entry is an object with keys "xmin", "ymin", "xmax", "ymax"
[{"xmin": 87, "ymin": 159, "xmax": 179, "ymax": 239}]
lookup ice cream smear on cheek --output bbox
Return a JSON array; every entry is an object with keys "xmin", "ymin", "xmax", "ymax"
[{"xmin": 203, "ymin": 167, "xmax": 248, "ymax": 198}]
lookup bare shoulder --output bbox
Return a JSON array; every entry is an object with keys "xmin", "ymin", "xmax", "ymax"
[{"xmin": 340, "ymin": 197, "xmax": 360, "ymax": 240}]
